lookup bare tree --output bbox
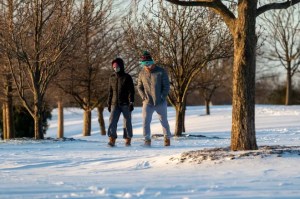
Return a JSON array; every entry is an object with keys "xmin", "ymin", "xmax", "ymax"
[
  {"xmin": 0, "ymin": 0, "xmax": 15, "ymax": 140},
  {"xmin": 191, "ymin": 58, "xmax": 232, "ymax": 115},
  {"xmin": 0, "ymin": 0, "xmax": 81, "ymax": 139},
  {"xmin": 0, "ymin": 74, "xmax": 14, "ymax": 139},
  {"xmin": 58, "ymin": 0, "xmax": 117, "ymax": 136},
  {"xmin": 123, "ymin": 1, "xmax": 232, "ymax": 136},
  {"xmin": 262, "ymin": 5, "xmax": 300, "ymax": 105},
  {"xmin": 163, "ymin": 0, "xmax": 300, "ymax": 150}
]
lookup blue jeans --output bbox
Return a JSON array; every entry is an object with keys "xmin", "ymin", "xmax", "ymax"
[
  {"xmin": 108, "ymin": 105, "xmax": 132, "ymax": 139},
  {"xmin": 142, "ymin": 100, "xmax": 171, "ymax": 140}
]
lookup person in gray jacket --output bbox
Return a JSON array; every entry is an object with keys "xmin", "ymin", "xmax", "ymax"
[{"xmin": 137, "ymin": 51, "xmax": 172, "ymax": 146}]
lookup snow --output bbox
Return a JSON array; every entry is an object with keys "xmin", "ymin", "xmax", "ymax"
[{"xmin": 1, "ymin": 105, "xmax": 300, "ymax": 199}]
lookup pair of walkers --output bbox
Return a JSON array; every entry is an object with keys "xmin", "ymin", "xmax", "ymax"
[{"xmin": 107, "ymin": 51, "xmax": 172, "ymax": 147}]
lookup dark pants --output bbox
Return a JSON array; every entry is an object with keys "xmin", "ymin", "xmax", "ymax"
[{"xmin": 107, "ymin": 105, "xmax": 132, "ymax": 139}]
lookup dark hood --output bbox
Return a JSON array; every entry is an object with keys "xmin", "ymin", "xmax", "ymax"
[{"xmin": 112, "ymin": 58, "xmax": 125, "ymax": 73}]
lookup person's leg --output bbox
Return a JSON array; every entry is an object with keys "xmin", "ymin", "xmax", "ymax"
[
  {"xmin": 123, "ymin": 120, "xmax": 127, "ymax": 139},
  {"xmin": 121, "ymin": 105, "xmax": 133, "ymax": 146},
  {"xmin": 142, "ymin": 103, "xmax": 154, "ymax": 141},
  {"xmin": 155, "ymin": 101, "xmax": 172, "ymax": 139},
  {"xmin": 107, "ymin": 106, "xmax": 121, "ymax": 139},
  {"xmin": 120, "ymin": 105, "xmax": 132, "ymax": 138}
]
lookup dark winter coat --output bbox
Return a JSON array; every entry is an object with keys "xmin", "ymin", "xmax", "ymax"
[{"xmin": 107, "ymin": 71, "xmax": 135, "ymax": 107}]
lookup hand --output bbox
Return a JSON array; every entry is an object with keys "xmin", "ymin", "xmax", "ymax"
[
  {"xmin": 129, "ymin": 103, "xmax": 134, "ymax": 112},
  {"xmin": 108, "ymin": 106, "xmax": 111, "ymax": 112}
]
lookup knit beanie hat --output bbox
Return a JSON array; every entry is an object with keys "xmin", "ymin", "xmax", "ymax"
[
  {"xmin": 140, "ymin": 51, "xmax": 154, "ymax": 66},
  {"xmin": 112, "ymin": 58, "xmax": 124, "ymax": 72}
]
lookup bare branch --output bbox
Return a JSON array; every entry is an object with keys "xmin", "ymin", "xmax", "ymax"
[
  {"xmin": 257, "ymin": 0, "xmax": 300, "ymax": 16},
  {"xmin": 165, "ymin": 0, "xmax": 236, "ymax": 32},
  {"xmin": 165, "ymin": 0, "xmax": 215, "ymax": 6}
]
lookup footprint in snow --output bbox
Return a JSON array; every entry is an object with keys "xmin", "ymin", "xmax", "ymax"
[
  {"xmin": 136, "ymin": 161, "xmax": 151, "ymax": 170},
  {"xmin": 263, "ymin": 169, "xmax": 276, "ymax": 174}
]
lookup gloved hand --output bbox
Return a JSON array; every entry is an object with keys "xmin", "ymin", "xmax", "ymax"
[
  {"xmin": 129, "ymin": 103, "xmax": 134, "ymax": 112},
  {"xmin": 108, "ymin": 106, "xmax": 111, "ymax": 112}
]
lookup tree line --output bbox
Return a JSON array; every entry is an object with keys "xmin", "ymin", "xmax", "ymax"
[{"xmin": 1, "ymin": 0, "xmax": 299, "ymax": 151}]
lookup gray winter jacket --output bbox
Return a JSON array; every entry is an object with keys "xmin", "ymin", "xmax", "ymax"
[{"xmin": 137, "ymin": 66, "xmax": 170, "ymax": 106}]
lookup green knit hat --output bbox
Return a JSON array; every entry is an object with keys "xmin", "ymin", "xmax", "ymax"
[{"xmin": 140, "ymin": 51, "xmax": 154, "ymax": 66}]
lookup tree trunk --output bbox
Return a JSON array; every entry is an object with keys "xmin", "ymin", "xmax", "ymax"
[
  {"xmin": 3, "ymin": 0, "xmax": 14, "ymax": 140},
  {"xmin": 231, "ymin": 0, "xmax": 258, "ymax": 151},
  {"xmin": 57, "ymin": 100, "xmax": 64, "ymax": 138},
  {"xmin": 182, "ymin": 99, "xmax": 186, "ymax": 132},
  {"xmin": 32, "ymin": 86, "xmax": 43, "ymax": 139},
  {"xmin": 34, "ymin": 102, "xmax": 43, "ymax": 139},
  {"xmin": 285, "ymin": 65, "xmax": 292, "ymax": 105},
  {"xmin": 5, "ymin": 101, "xmax": 14, "ymax": 139},
  {"xmin": 6, "ymin": 75, "xmax": 14, "ymax": 139},
  {"xmin": 2, "ymin": 76, "xmax": 15, "ymax": 140},
  {"xmin": 174, "ymin": 103, "xmax": 184, "ymax": 136},
  {"xmin": 97, "ymin": 106, "xmax": 106, "ymax": 135},
  {"xmin": 2, "ymin": 104, "xmax": 7, "ymax": 140},
  {"xmin": 205, "ymin": 99, "xmax": 210, "ymax": 115},
  {"xmin": 83, "ymin": 109, "xmax": 91, "ymax": 136}
]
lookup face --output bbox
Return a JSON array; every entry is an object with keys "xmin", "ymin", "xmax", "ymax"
[
  {"xmin": 145, "ymin": 64, "xmax": 154, "ymax": 70},
  {"xmin": 112, "ymin": 63, "xmax": 120, "ymax": 72},
  {"xmin": 143, "ymin": 61, "xmax": 154, "ymax": 70}
]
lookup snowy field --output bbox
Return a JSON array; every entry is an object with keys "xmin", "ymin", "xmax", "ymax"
[{"xmin": 1, "ymin": 105, "xmax": 300, "ymax": 199}]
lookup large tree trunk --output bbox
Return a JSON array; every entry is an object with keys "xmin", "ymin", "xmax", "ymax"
[
  {"xmin": 231, "ymin": 0, "xmax": 258, "ymax": 151},
  {"xmin": 57, "ymin": 101, "xmax": 64, "ymax": 138},
  {"xmin": 97, "ymin": 106, "xmax": 106, "ymax": 135},
  {"xmin": 83, "ymin": 109, "xmax": 91, "ymax": 136},
  {"xmin": 285, "ymin": 65, "xmax": 292, "ymax": 105},
  {"xmin": 174, "ymin": 103, "xmax": 184, "ymax": 136}
]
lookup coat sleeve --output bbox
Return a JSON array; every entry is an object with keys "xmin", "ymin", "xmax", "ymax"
[
  {"xmin": 107, "ymin": 77, "xmax": 113, "ymax": 107},
  {"xmin": 128, "ymin": 75, "xmax": 135, "ymax": 103},
  {"xmin": 161, "ymin": 69, "xmax": 170, "ymax": 100},
  {"xmin": 137, "ymin": 72, "xmax": 146, "ymax": 100}
]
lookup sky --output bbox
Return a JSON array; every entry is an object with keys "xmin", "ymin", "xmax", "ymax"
[{"xmin": 1, "ymin": 105, "xmax": 300, "ymax": 198}]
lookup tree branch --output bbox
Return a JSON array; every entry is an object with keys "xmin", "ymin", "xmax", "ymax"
[
  {"xmin": 166, "ymin": 0, "xmax": 214, "ymax": 7},
  {"xmin": 257, "ymin": 0, "xmax": 300, "ymax": 17},
  {"xmin": 165, "ymin": 0, "xmax": 236, "ymax": 32}
]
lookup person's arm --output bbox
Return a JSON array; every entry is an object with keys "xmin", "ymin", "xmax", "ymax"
[
  {"xmin": 161, "ymin": 69, "xmax": 170, "ymax": 100},
  {"xmin": 107, "ymin": 77, "xmax": 113, "ymax": 111},
  {"xmin": 137, "ymin": 72, "xmax": 146, "ymax": 100},
  {"xmin": 128, "ymin": 75, "xmax": 135, "ymax": 103}
]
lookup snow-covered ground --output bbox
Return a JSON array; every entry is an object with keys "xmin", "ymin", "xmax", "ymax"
[{"xmin": 1, "ymin": 105, "xmax": 300, "ymax": 199}]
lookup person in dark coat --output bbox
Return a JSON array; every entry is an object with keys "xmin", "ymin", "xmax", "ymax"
[{"xmin": 107, "ymin": 58, "xmax": 135, "ymax": 147}]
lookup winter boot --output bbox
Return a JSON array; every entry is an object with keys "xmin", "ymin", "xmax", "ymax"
[
  {"xmin": 125, "ymin": 138, "xmax": 131, "ymax": 147},
  {"xmin": 164, "ymin": 138, "xmax": 170, "ymax": 146},
  {"xmin": 108, "ymin": 137, "xmax": 116, "ymax": 147},
  {"xmin": 143, "ymin": 139, "xmax": 151, "ymax": 147}
]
